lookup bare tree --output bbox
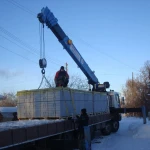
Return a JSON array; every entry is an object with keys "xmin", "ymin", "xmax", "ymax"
[
  {"xmin": 45, "ymin": 73, "xmax": 89, "ymax": 90},
  {"xmin": 122, "ymin": 60, "xmax": 150, "ymax": 116},
  {"xmin": 140, "ymin": 61, "xmax": 150, "ymax": 112},
  {"xmin": 0, "ymin": 92, "xmax": 17, "ymax": 107},
  {"xmin": 140, "ymin": 61, "xmax": 150, "ymax": 85},
  {"xmin": 122, "ymin": 79, "xmax": 144, "ymax": 107},
  {"xmin": 68, "ymin": 74, "xmax": 89, "ymax": 90}
]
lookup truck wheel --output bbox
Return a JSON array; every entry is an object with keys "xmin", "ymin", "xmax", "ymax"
[
  {"xmin": 112, "ymin": 121, "xmax": 119, "ymax": 132},
  {"xmin": 101, "ymin": 123, "xmax": 112, "ymax": 135}
]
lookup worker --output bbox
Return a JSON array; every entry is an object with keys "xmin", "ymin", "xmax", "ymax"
[
  {"xmin": 12, "ymin": 112, "xmax": 18, "ymax": 121},
  {"xmin": 75, "ymin": 108, "xmax": 89, "ymax": 150},
  {"xmin": 54, "ymin": 66, "xmax": 69, "ymax": 87},
  {"xmin": 76, "ymin": 108, "xmax": 89, "ymax": 139}
]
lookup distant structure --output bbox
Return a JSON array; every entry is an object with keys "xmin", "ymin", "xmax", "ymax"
[{"xmin": 0, "ymin": 95, "xmax": 6, "ymax": 100}]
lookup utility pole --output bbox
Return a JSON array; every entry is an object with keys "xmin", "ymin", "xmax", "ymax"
[
  {"xmin": 148, "ymin": 70, "xmax": 150, "ymax": 88},
  {"xmin": 65, "ymin": 63, "xmax": 68, "ymax": 72},
  {"xmin": 132, "ymin": 72, "xmax": 134, "ymax": 99},
  {"xmin": 132, "ymin": 72, "xmax": 133, "ymax": 89}
]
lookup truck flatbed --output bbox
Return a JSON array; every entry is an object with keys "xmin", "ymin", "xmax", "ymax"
[{"xmin": 0, "ymin": 113, "xmax": 111, "ymax": 149}]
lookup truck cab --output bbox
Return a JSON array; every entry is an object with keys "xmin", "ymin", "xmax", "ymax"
[{"xmin": 108, "ymin": 90, "xmax": 121, "ymax": 109}]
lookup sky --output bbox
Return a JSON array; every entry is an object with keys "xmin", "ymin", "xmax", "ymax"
[
  {"xmin": 92, "ymin": 117, "xmax": 150, "ymax": 150},
  {"xmin": 0, "ymin": 0, "xmax": 150, "ymax": 94}
]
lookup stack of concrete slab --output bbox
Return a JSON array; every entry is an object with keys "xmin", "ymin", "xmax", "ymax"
[
  {"xmin": 93, "ymin": 92, "xmax": 109, "ymax": 114},
  {"xmin": 17, "ymin": 88, "xmax": 109, "ymax": 119}
]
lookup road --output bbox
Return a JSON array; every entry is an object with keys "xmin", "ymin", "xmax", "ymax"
[{"xmin": 92, "ymin": 117, "xmax": 150, "ymax": 150}]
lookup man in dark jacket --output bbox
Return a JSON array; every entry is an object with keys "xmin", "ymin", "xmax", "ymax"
[
  {"xmin": 54, "ymin": 66, "xmax": 69, "ymax": 87},
  {"xmin": 75, "ymin": 108, "xmax": 89, "ymax": 150},
  {"xmin": 12, "ymin": 112, "xmax": 18, "ymax": 121},
  {"xmin": 76, "ymin": 108, "xmax": 89, "ymax": 139}
]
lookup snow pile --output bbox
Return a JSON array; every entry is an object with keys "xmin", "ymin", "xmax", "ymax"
[
  {"xmin": 133, "ymin": 124, "xmax": 150, "ymax": 138},
  {"xmin": 0, "ymin": 119, "xmax": 64, "ymax": 131},
  {"xmin": 125, "ymin": 117, "xmax": 150, "ymax": 138}
]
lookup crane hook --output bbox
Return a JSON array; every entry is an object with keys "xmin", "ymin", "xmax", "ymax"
[
  {"xmin": 41, "ymin": 68, "xmax": 45, "ymax": 74},
  {"xmin": 39, "ymin": 58, "xmax": 47, "ymax": 69}
]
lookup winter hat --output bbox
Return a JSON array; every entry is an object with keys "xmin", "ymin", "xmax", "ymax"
[
  {"xmin": 81, "ymin": 108, "xmax": 87, "ymax": 114},
  {"xmin": 60, "ymin": 66, "xmax": 64, "ymax": 70}
]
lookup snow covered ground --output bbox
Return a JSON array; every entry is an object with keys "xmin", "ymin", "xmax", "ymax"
[{"xmin": 92, "ymin": 117, "xmax": 150, "ymax": 150}]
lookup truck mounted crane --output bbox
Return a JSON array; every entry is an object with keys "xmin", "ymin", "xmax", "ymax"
[
  {"xmin": 0, "ymin": 6, "xmax": 146, "ymax": 150},
  {"xmin": 37, "ymin": 6, "xmax": 110, "ymax": 92}
]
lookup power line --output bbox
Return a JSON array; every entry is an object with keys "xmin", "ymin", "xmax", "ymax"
[
  {"xmin": 2, "ymin": 1, "xmax": 91, "ymax": 70},
  {"xmin": 5, "ymin": 0, "xmax": 68, "ymax": 66},
  {"xmin": 70, "ymin": 34, "xmax": 140, "ymax": 72},
  {"xmin": 0, "ymin": 26, "xmax": 38, "ymax": 53},
  {"xmin": 0, "ymin": 34, "xmax": 61, "ymax": 66},
  {"xmin": 1, "ymin": 0, "xmax": 67, "ymax": 66},
  {"xmin": 3, "ymin": 0, "xmax": 136, "ymax": 74},
  {"xmin": 0, "ymin": 45, "xmax": 37, "ymax": 64},
  {"xmin": 4, "ymin": 0, "xmax": 67, "ymax": 67},
  {"xmin": 0, "ymin": 26, "xmax": 63, "ymax": 66},
  {"xmin": 5, "ymin": 0, "xmax": 36, "ymax": 17},
  {"xmin": 0, "ymin": 34, "xmax": 38, "ymax": 56}
]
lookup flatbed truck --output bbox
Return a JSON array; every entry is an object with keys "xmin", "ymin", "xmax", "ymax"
[{"xmin": 0, "ymin": 6, "xmax": 146, "ymax": 150}]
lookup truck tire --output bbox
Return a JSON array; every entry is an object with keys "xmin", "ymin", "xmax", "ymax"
[
  {"xmin": 101, "ymin": 123, "xmax": 112, "ymax": 135},
  {"xmin": 112, "ymin": 121, "xmax": 119, "ymax": 132}
]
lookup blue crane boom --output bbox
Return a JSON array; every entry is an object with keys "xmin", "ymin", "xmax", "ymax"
[{"xmin": 37, "ymin": 7, "xmax": 109, "ymax": 91}]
